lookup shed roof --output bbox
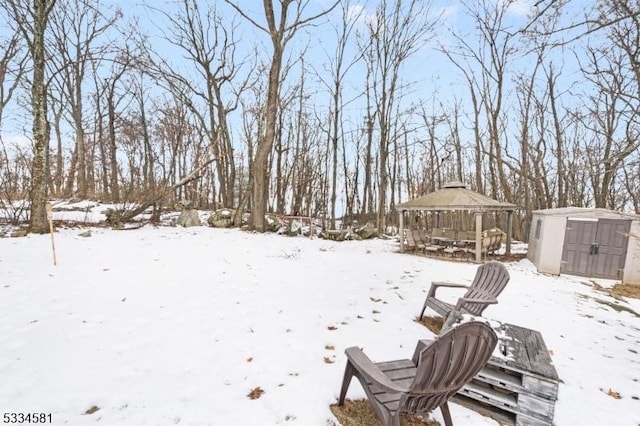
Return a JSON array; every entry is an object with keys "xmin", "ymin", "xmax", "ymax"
[
  {"xmin": 532, "ymin": 207, "xmax": 640, "ymax": 220},
  {"xmin": 397, "ymin": 181, "xmax": 517, "ymax": 212}
]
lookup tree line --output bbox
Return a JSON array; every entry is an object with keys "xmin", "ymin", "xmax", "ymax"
[{"xmin": 1, "ymin": 0, "xmax": 639, "ymax": 239}]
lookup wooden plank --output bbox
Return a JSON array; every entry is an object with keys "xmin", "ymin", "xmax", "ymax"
[
  {"xmin": 497, "ymin": 324, "xmax": 559, "ymax": 382},
  {"xmin": 451, "ymin": 394, "xmax": 552, "ymax": 426},
  {"xmin": 524, "ymin": 329, "xmax": 559, "ymax": 381},
  {"xmin": 460, "ymin": 381, "xmax": 554, "ymax": 423},
  {"xmin": 461, "ymin": 381, "xmax": 517, "ymax": 408},
  {"xmin": 521, "ymin": 376, "xmax": 559, "ymax": 400},
  {"xmin": 476, "ymin": 365, "xmax": 522, "ymax": 388},
  {"xmin": 451, "ymin": 394, "xmax": 516, "ymax": 425},
  {"xmin": 518, "ymin": 392, "xmax": 556, "ymax": 418},
  {"xmin": 477, "ymin": 364, "xmax": 558, "ymax": 401},
  {"xmin": 503, "ymin": 324, "xmax": 532, "ymax": 372}
]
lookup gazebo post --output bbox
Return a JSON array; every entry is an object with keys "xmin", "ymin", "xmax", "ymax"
[
  {"xmin": 475, "ymin": 212, "xmax": 483, "ymax": 263},
  {"xmin": 399, "ymin": 209, "xmax": 405, "ymax": 252},
  {"xmin": 506, "ymin": 211, "xmax": 513, "ymax": 256}
]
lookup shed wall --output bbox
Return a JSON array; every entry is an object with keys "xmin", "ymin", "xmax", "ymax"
[
  {"xmin": 536, "ymin": 216, "xmax": 567, "ymax": 275},
  {"xmin": 527, "ymin": 213, "xmax": 544, "ymax": 266},
  {"xmin": 623, "ymin": 221, "xmax": 640, "ymax": 285}
]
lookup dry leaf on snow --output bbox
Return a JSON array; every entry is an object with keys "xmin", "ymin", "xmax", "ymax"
[
  {"xmin": 607, "ymin": 389, "xmax": 622, "ymax": 399},
  {"xmin": 247, "ymin": 387, "xmax": 264, "ymax": 399}
]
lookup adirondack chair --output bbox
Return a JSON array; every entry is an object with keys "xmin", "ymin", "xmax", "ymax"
[
  {"xmin": 337, "ymin": 321, "xmax": 498, "ymax": 426},
  {"xmin": 418, "ymin": 261, "xmax": 510, "ymax": 321},
  {"xmin": 486, "ymin": 231, "xmax": 504, "ymax": 255},
  {"xmin": 463, "ymin": 230, "xmax": 503, "ymax": 260},
  {"xmin": 412, "ymin": 230, "xmax": 427, "ymax": 252},
  {"xmin": 404, "ymin": 230, "xmax": 417, "ymax": 251}
]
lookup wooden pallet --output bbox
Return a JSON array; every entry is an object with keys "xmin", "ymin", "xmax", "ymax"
[
  {"xmin": 455, "ymin": 322, "xmax": 560, "ymax": 425},
  {"xmin": 451, "ymin": 393, "xmax": 550, "ymax": 426}
]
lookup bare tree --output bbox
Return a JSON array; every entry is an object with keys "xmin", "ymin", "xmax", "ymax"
[
  {"xmin": 0, "ymin": 28, "xmax": 26, "ymax": 131},
  {"xmin": 233, "ymin": 65, "xmax": 266, "ymax": 226},
  {"xmin": 521, "ymin": 0, "xmax": 639, "ymax": 46},
  {"xmin": 131, "ymin": 72, "xmax": 155, "ymax": 193},
  {"xmin": 441, "ymin": 99, "xmax": 465, "ymax": 184},
  {"xmin": 48, "ymin": 0, "xmax": 120, "ymax": 199},
  {"xmin": 103, "ymin": 49, "xmax": 135, "ymax": 202},
  {"xmin": 360, "ymin": 46, "xmax": 376, "ymax": 218},
  {"xmin": 272, "ymin": 54, "xmax": 305, "ymax": 215},
  {"xmin": 510, "ymin": 45, "xmax": 544, "ymax": 227},
  {"xmin": 360, "ymin": 0, "xmax": 438, "ymax": 233},
  {"xmin": 225, "ymin": 0, "xmax": 339, "ymax": 232},
  {"xmin": 438, "ymin": 42, "xmax": 485, "ymax": 193},
  {"xmin": 579, "ymin": 41, "xmax": 639, "ymax": 209},
  {"xmin": 315, "ymin": 0, "xmax": 362, "ymax": 228},
  {"xmin": 603, "ymin": 0, "xmax": 640, "ymax": 211},
  {"xmin": 441, "ymin": 0, "xmax": 519, "ymax": 202},
  {"xmin": 146, "ymin": 0, "xmax": 249, "ymax": 209},
  {"xmin": 6, "ymin": 0, "xmax": 57, "ymax": 233}
]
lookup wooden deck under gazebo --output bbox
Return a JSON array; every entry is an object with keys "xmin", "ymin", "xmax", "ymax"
[{"xmin": 397, "ymin": 182, "xmax": 518, "ymax": 262}]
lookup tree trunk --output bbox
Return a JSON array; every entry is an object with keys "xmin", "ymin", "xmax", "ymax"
[
  {"xmin": 251, "ymin": 7, "xmax": 284, "ymax": 231},
  {"xmin": 28, "ymin": 0, "xmax": 55, "ymax": 234}
]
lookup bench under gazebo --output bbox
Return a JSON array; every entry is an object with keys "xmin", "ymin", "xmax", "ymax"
[{"xmin": 397, "ymin": 182, "xmax": 517, "ymax": 262}]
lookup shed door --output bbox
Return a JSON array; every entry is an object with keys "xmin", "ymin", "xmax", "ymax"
[
  {"xmin": 590, "ymin": 219, "xmax": 631, "ymax": 279},
  {"xmin": 561, "ymin": 219, "xmax": 631, "ymax": 279},
  {"xmin": 561, "ymin": 220, "xmax": 597, "ymax": 276}
]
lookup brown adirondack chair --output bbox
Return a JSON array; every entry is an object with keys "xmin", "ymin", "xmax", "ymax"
[
  {"xmin": 404, "ymin": 230, "xmax": 417, "ymax": 251},
  {"xmin": 337, "ymin": 321, "xmax": 498, "ymax": 426},
  {"xmin": 418, "ymin": 261, "xmax": 510, "ymax": 321},
  {"xmin": 462, "ymin": 229, "xmax": 504, "ymax": 260}
]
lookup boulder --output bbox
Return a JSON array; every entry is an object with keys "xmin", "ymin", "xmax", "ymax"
[
  {"xmin": 104, "ymin": 208, "xmax": 124, "ymax": 226},
  {"xmin": 10, "ymin": 229, "xmax": 28, "ymax": 238},
  {"xmin": 354, "ymin": 222, "xmax": 377, "ymax": 239},
  {"xmin": 265, "ymin": 214, "xmax": 283, "ymax": 232},
  {"xmin": 177, "ymin": 209, "xmax": 201, "ymax": 227},
  {"xmin": 175, "ymin": 199, "xmax": 194, "ymax": 210},
  {"xmin": 208, "ymin": 208, "xmax": 235, "ymax": 228},
  {"xmin": 319, "ymin": 230, "xmax": 348, "ymax": 241}
]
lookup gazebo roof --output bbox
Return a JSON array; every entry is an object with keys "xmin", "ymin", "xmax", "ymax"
[{"xmin": 397, "ymin": 181, "xmax": 517, "ymax": 212}]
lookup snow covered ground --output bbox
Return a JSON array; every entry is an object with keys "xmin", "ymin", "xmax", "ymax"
[{"xmin": 1, "ymin": 208, "xmax": 639, "ymax": 425}]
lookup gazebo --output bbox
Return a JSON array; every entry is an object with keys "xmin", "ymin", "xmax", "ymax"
[{"xmin": 397, "ymin": 182, "xmax": 518, "ymax": 262}]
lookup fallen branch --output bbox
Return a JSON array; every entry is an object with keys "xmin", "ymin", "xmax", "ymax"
[{"xmin": 108, "ymin": 155, "xmax": 216, "ymax": 226}]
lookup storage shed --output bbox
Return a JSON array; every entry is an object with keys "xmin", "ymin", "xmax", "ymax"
[{"xmin": 528, "ymin": 208, "xmax": 640, "ymax": 284}]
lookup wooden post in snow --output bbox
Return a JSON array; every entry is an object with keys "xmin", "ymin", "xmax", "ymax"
[{"xmin": 46, "ymin": 203, "xmax": 57, "ymax": 266}]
